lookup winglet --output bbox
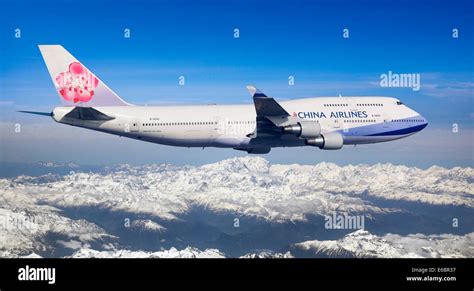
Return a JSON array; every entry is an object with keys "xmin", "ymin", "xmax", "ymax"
[
  {"xmin": 246, "ymin": 85, "xmax": 267, "ymax": 98},
  {"xmin": 247, "ymin": 85, "xmax": 289, "ymax": 117}
]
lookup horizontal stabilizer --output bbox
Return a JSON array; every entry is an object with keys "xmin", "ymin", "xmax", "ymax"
[{"xmin": 18, "ymin": 111, "xmax": 52, "ymax": 117}]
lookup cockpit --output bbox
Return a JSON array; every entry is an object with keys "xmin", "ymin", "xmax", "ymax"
[{"xmin": 396, "ymin": 101, "xmax": 404, "ymax": 105}]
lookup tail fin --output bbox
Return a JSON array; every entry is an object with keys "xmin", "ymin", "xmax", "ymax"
[{"xmin": 38, "ymin": 45, "xmax": 131, "ymax": 107}]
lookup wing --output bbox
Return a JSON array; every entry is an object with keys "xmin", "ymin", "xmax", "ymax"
[{"xmin": 246, "ymin": 85, "xmax": 296, "ymax": 138}]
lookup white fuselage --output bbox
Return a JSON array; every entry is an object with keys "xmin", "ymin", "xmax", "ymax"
[{"xmin": 52, "ymin": 96, "xmax": 427, "ymax": 150}]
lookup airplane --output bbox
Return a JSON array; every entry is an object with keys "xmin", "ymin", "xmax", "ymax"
[{"xmin": 21, "ymin": 45, "xmax": 428, "ymax": 154}]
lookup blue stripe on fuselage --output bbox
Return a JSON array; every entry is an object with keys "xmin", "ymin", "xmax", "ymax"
[
  {"xmin": 335, "ymin": 118, "xmax": 428, "ymax": 137},
  {"xmin": 366, "ymin": 123, "xmax": 428, "ymax": 136}
]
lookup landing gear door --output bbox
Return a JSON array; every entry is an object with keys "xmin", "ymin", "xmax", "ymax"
[
  {"xmin": 348, "ymin": 99, "xmax": 358, "ymax": 112},
  {"xmin": 211, "ymin": 115, "xmax": 225, "ymax": 138}
]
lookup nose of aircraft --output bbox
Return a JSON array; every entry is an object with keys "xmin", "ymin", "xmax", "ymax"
[{"xmin": 419, "ymin": 115, "xmax": 428, "ymax": 131}]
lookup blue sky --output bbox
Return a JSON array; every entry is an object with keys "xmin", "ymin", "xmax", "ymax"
[{"xmin": 0, "ymin": 0, "xmax": 473, "ymax": 167}]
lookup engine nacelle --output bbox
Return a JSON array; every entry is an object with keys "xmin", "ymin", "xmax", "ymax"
[
  {"xmin": 283, "ymin": 120, "xmax": 321, "ymax": 138},
  {"xmin": 306, "ymin": 132, "xmax": 343, "ymax": 150}
]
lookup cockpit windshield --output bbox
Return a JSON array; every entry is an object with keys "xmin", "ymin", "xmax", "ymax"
[{"xmin": 396, "ymin": 101, "xmax": 403, "ymax": 105}]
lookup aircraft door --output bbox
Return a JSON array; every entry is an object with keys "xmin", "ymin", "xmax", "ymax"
[
  {"xmin": 383, "ymin": 114, "xmax": 392, "ymax": 128},
  {"xmin": 126, "ymin": 120, "xmax": 140, "ymax": 133},
  {"xmin": 212, "ymin": 115, "xmax": 226, "ymax": 138}
]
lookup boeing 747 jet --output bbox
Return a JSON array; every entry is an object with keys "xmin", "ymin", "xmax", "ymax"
[{"xmin": 21, "ymin": 45, "xmax": 428, "ymax": 154}]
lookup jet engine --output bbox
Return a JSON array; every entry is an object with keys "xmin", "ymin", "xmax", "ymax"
[
  {"xmin": 306, "ymin": 132, "xmax": 343, "ymax": 150},
  {"xmin": 282, "ymin": 120, "xmax": 321, "ymax": 138}
]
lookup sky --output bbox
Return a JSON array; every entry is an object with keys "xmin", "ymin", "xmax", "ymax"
[{"xmin": 0, "ymin": 0, "xmax": 473, "ymax": 167}]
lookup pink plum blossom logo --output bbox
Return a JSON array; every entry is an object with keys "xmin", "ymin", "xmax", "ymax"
[{"xmin": 55, "ymin": 62, "xmax": 99, "ymax": 103}]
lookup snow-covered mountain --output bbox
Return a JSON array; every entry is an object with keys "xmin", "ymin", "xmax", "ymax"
[
  {"xmin": 2, "ymin": 157, "xmax": 472, "ymax": 222},
  {"xmin": 0, "ymin": 157, "xmax": 472, "ymax": 258},
  {"xmin": 21, "ymin": 248, "xmax": 296, "ymax": 258},
  {"xmin": 68, "ymin": 247, "xmax": 226, "ymax": 258},
  {"xmin": 292, "ymin": 230, "xmax": 474, "ymax": 258},
  {"xmin": 0, "ymin": 182, "xmax": 115, "ymax": 258},
  {"xmin": 240, "ymin": 251, "xmax": 294, "ymax": 258},
  {"xmin": 12, "ymin": 230, "xmax": 474, "ymax": 259}
]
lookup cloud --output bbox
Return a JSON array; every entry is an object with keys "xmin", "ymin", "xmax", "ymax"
[
  {"xmin": 368, "ymin": 72, "xmax": 474, "ymax": 100},
  {"xmin": 422, "ymin": 82, "xmax": 474, "ymax": 99},
  {"xmin": 0, "ymin": 101, "xmax": 14, "ymax": 106},
  {"xmin": 413, "ymin": 72, "xmax": 474, "ymax": 100}
]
